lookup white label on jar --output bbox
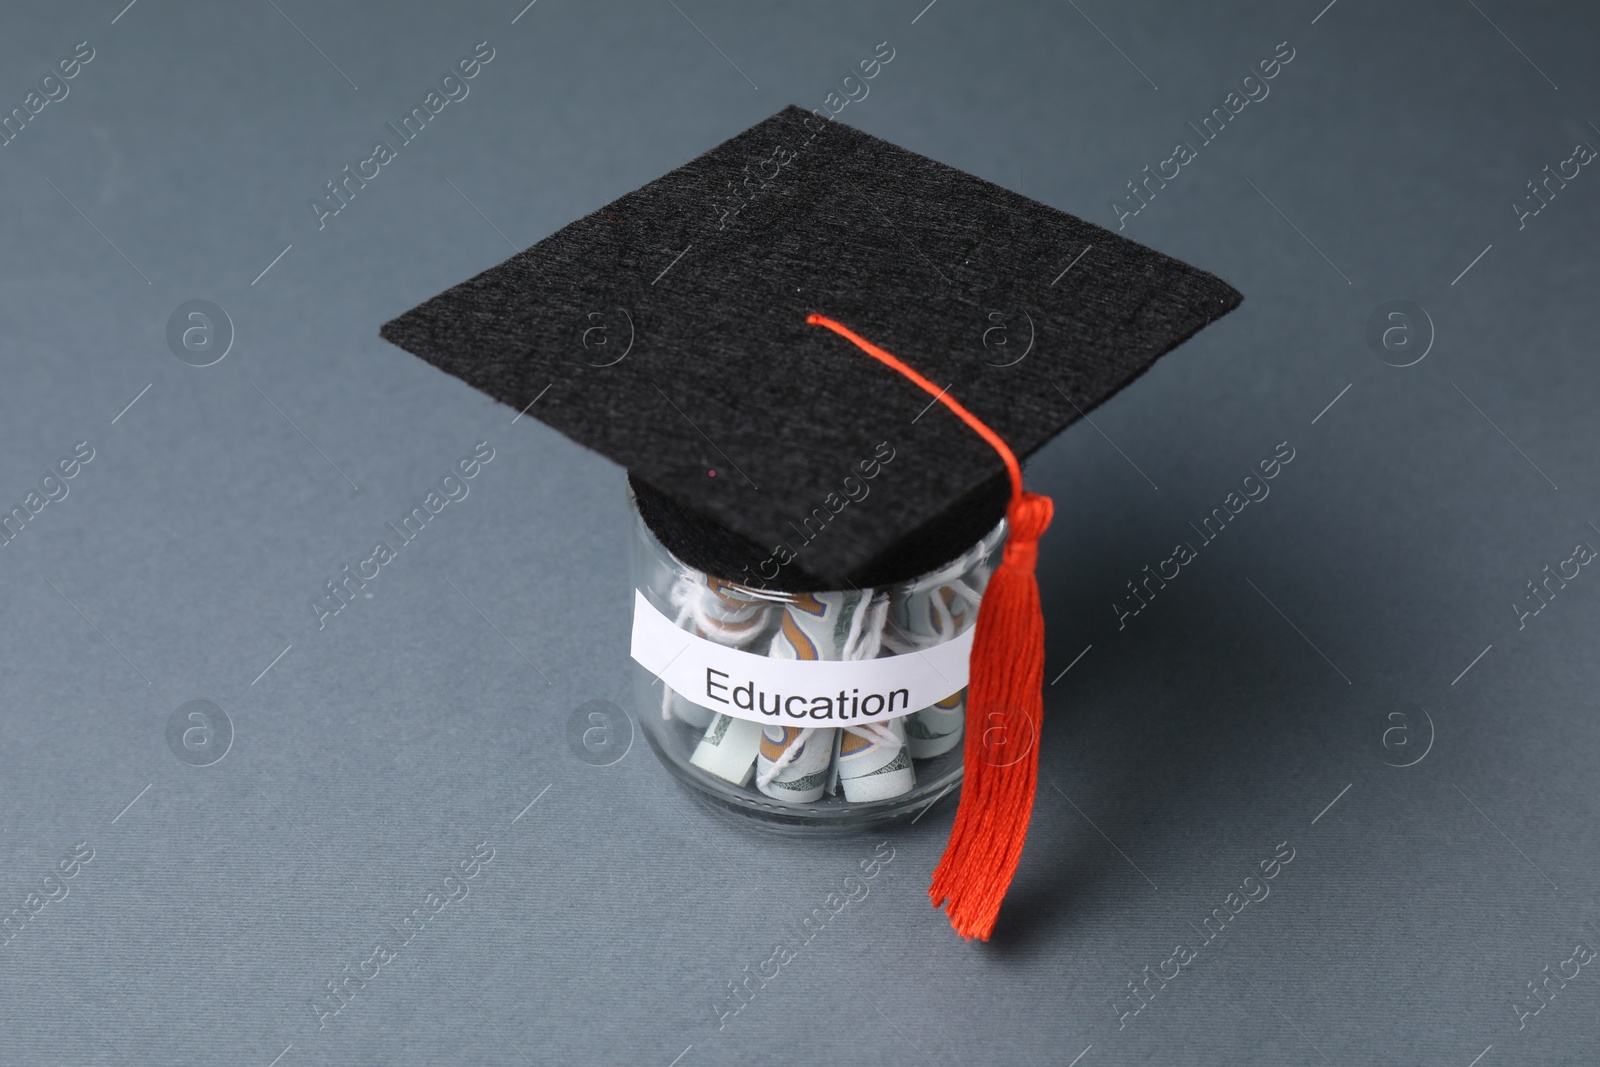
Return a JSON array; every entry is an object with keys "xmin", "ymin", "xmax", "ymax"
[{"xmin": 629, "ymin": 590, "xmax": 973, "ymax": 725}]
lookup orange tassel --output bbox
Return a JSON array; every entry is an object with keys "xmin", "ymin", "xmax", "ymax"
[
  {"xmin": 806, "ymin": 313, "xmax": 1054, "ymax": 941},
  {"xmin": 929, "ymin": 490, "xmax": 1052, "ymax": 939}
]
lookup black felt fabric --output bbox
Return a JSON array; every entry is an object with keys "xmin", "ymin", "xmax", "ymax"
[
  {"xmin": 628, "ymin": 470, "xmax": 1014, "ymax": 591},
  {"xmin": 381, "ymin": 105, "xmax": 1242, "ymax": 590}
]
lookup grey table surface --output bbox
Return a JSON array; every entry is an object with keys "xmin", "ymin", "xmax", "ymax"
[{"xmin": 3, "ymin": 1, "xmax": 1598, "ymax": 1064}]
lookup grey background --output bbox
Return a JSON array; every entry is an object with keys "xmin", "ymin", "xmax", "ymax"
[{"xmin": 1, "ymin": 0, "xmax": 1596, "ymax": 1064}]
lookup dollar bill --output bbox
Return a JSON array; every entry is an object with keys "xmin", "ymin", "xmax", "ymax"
[
  {"xmin": 773, "ymin": 591, "xmax": 916, "ymax": 799},
  {"xmin": 904, "ymin": 690, "xmax": 965, "ymax": 759},
  {"xmin": 690, "ymin": 712, "xmax": 763, "ymax": 785},
  {"xmin": 886, "ymin": 575, "xmax": 985, "ymax": 759},
  {"xmin": 664, "ymin": 572, "xmax": 775, "ymax": 729},
  {"xmin": 755, "ymin": 726, "xmax": 830, "ymax": 803},
  {"xmin": 837, "ymin": 718, "xmax": 916, "ymax": 801},
  {"xmin": 770, "ymin": 590, "xmax": 867, "ymax": 661},
  {"xmin": 760, "ymin": 590, "xmax": 892, "ymax": 800},
  {"xmin": 696, "ymin": 576, "xmax": 776, "ymax": 643}
]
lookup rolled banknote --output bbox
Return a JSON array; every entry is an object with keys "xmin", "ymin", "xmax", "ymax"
[
  {"xmin": 663, "ymin": 571, "xmax": 775, "ymax": 729},
  {"xmin": 754, "ymin": 725, "xmax": 831, "ymax": 803},
  {"xmin": 904, "ymin": 690, "xmax": 965, "ymax": 759},
  {"xmin": 836, "ymin": 591, "xmax": 915, "ymax": 800},
  {"xmin": 755, "ymin": 589, "xmax": 904, "ymax": 803},
  {"xmin": 837, "ymin": 718, "xmax": 916, "ymax": 801},
  {"xmin": 690, "ymin": 712, "xmax": 764, "ymax": 785},
  {"xmin": 885, "ymin": 562, "xmax": 988, "ymax": 759},
  {"xmin": 760, "ymin": 590, "xmax": 917, "ymax": 802}
]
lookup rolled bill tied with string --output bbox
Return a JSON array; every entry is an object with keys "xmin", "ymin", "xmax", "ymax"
[
  {"xmin": 904, "ymin": 691, "xmax": 965, "ymax": 759},
  {"xmin": 756, "ymin": 589, "xmax": 918, "ymax": 804},
  {"xmin": 754, "ymin": 726, "xmax": 831, "ymax": 803},
  {"xmin": 837, "ymin": 718, "xmax": 915, "ymax": 801},
  {"xmin": 666, "ymin": 570, "xmax": 775, "ymax": 730},
  {"xmin": 884, "ymin": 548, "xmax": 991, "ymax": 759},
  {"xmin": 672, "ymin": 571, "xmax": 776, "ymax": 785},
  {"xmin": 754, "ymin": 590, "xmax": 852, "ymax": 803}
]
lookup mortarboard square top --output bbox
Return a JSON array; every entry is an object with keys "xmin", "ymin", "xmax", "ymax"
[{"xmin": 381, "ymin": 105, "xmax": 1241, "ymax": 591}]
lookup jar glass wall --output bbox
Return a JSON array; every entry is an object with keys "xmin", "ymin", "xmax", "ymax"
[{"xmin": 628, "ymin": 486, "xmax": 1006, "ymax": 830}]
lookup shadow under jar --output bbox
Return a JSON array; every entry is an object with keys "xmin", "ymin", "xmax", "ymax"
[{"xmin": 628, "ymin": 484, "xmax": 1005, "ymax": 831}]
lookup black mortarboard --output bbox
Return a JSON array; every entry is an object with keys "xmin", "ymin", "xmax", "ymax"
[{"xmin": 380, "ymin": 105, "xmax": 1240, "ymax": 590}]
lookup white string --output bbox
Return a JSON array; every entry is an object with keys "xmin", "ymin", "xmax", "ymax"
[
  {"xmin": 881, "ymin": 578, "xmax": 983, "ymax": 654},
  {"xmin": 843, "ymin": 589, "xmax": 889, "ymax": 660}
]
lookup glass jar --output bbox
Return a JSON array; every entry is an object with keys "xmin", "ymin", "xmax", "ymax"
[{"xmin": 628, "ymin": 486, "xmax": 1005, "ymax": 830}]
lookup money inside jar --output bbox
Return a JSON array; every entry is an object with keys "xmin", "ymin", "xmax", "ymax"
[{"xmin": 632, "ymin": 504, "xmax": 1002, "ymax": 817}]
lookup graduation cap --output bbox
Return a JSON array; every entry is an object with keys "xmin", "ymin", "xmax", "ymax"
[{"xmin": 381, "ymin": 105, "xmax": 1241, "ymax": 940}]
